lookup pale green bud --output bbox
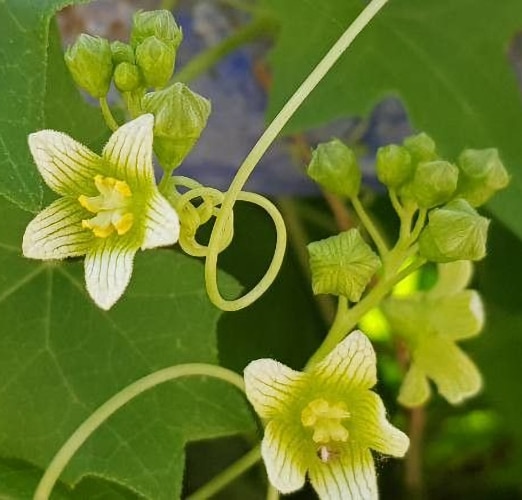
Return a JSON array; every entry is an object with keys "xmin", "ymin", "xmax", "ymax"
[
  {"xmin": 111, "ymin": 41, "xmax": 135, "ymax": 65},
  {"xmin": 457, "ymin": 148, "xmax": 510, "ymax": 206},
  {"xmin": 403, "ymin": 132, "xmax": 438, "ymax": 164},
  {"xmin": 64, "ymin": 34, "xmax": 113, "ymax": 98},
  {"xmin": 376, "ymin": 144, "xmax": 413, "ymax": 188},
  {"xmin": 307, "ymin": 139, "xmax": 361, "ymax": 198},
  {"xmin": 136, "ymin": 36, "xmax": 176, "ymax": 88},
  {"xmin": 113, "ymin": 62, "xmax": 141, "ymax": 92},
  {"xmin": 131, "ymin": 10, "xmax": 183, "ymax": 48},
  {"xmin": 142, "ymin": 82, "xmax": 211, "ymax": 170},
  {"xmin": 419, "ymin": 199, "xmax": 489, "ymax": 263},
  {"xmin": 307, "ymin": 229, "xmax": 381, "ymax": 302},
  {"xmin": 411, "ymin": 160, "xmax": 459, "ymax": 208}
]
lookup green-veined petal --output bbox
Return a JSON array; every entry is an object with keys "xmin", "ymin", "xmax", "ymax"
[
  {"xmin": 102, "ymin": 114, "xmax": 155, "ymax": 187},
  {"xmin": 22, "ymin": 198, "xmax": 92, "ymax": 260},
  {"xmin": 28, "ymin": 131, "xmax": 102, "ymax": 197},
  {"xmin": 428, "ymin": 260, "xmax": 473, "ymax": 298},
  {"xmin": 430, "ymin": 291, "xmax": 484, "ymax": 340},
  {"xmin": 398, "ymin": 364, "xmax": 431, "ymax": 408},
  {"xmin": 261, "ymin": 420, "xmax": 307, "ymax": 494},
  {"xmin": 141, "ymin": 192, "xmax": 180, "ymax": 250},
  {"xmin": 308, "ymin": 442, "xmax": 377, "ymax": 500},
  {"xmin": 414, "ymin": 336, "xmax": 482, "ymax": 404},
  {"xmin": 313, "ymin": 331, "xmax": 377, "ymax": 391},
  {"xmin": 244, "ymin": 359, "xmax": 305, "ymax": 420},
  {"xmin": 350, "ymin": 391, "xmax": 409, "ymax": 456},
  {"xmin": 84, "ymin": 240, "xmax": 137, "ymax": 310}
]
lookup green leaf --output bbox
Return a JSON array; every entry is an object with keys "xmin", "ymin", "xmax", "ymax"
[
  {"xmin": 264, "ymin": 0, "xmax": 522, "ymax": 238},
  {"xmin": 0, "ymin": 196, "xmax": 255, "ymax": 499},
  {"xmin": 0, "ymin": 0, "xmax": 108, "ymax": 212}
]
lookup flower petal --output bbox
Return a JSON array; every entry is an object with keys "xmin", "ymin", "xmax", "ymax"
[
  {"xmin": 414, "ymin": 336, "xmax": 482, "ymax": 404},
  {"xmin": 261, "ymin": 420, "xmax": 307, "ymax": 494},
  {"xmin": 141, "ymin": 192, "xmax": 180, "ymax": 250},
  {"xmin": 431, "ymin": 291, "xmax": 484, "ymax": 340},
  {"xmin": 308, "ymin": 442, "xmax": 377, "ymax": 500},
  {"xmin": 102, "ymin": 114, "xmax": 155, "ymax": 187},
  {"xmin": 398, "ymin": 364, "xmax": 431, "ymax": 408},
  {"xmin": 84, "ymin": 240, "xmax": 137, "ymax": 310},
  {"xmin": 23, "ymin": 198, "xmax": 92, "ymax": 260},
  {"xmin": 28, "ymin": 131, "xmax": 102, "ymax": 197},
  {"xmin": 313, "ymin": 330, "xmax": 377, "ymax": 391},
  {"xmin": 244, "ymin": 359, "xmax": 305, "ymax": 420},
  {"xmin": 350, "ymin": 391, "xmax": 410, "ymax": 456},
  {"xmin": 428, "ymin": 260, "xmax": 473, "ymax": 298}
]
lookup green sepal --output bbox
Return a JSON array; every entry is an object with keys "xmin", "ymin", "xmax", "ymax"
[
  {"xmin": 411, "ymin": 160, "xmax": 459, "ymax": 208},
  {"xmin": 307, "ymin": 229, "xmax": 381, "ymax": 302},
  {"xmin": 307, "ymin": 139, "xmax": 361, "ymax": 198},
  {"xmin": 111, "ymin": 41, "xmax": 135, "ymax": 65},
  {"xmin": 376, "ymin": 144, "xmax": 413, "ymax": 188},
  {"xmin": 131, "ymin": 9, "xmax": 183, "ymax": 48},
  {"xmin": 418, "ymin": 199, "xmax": 489, "ymax": 263},
  {"xmin": 114, "ymin": 62, "xmax": 141, "ymax": 92},
  {"xmin": 64, "ymin": 34, "xmax": 113, "ymax": 98},
  {"xmin": 456, "ymin": 148, "xmax": 510, "ymax": 206},
  {"xmin": 136, "ymin": 36, "xmax": 176, "ymax": 88},
  {"xmin": 142, "ymin": 82, "xmax": 211, "ymax": 170}
]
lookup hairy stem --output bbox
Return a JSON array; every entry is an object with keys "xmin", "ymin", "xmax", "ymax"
[
  {"xmin": 34, "ymin": 364, "xmax": 245, "ymax": 500},
  {"xmin": 187, "ymin": 445, "xmax": 262, "ymax": 500}
]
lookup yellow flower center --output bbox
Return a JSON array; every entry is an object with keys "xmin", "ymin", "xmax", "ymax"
[
  {"xmin": 301, "ymin": 398, "xmax": 351, "ymax": 444},
  {"xmin": 79, "ymin": 175, "xmax": 134, "ymax": 238}
]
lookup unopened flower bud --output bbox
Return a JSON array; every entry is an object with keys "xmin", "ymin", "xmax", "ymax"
[
  {"xmin": 131, "ymin": 10, "xmax": 183, "ymax": 48},
  {"xmin": 457, "ymin": 148, "xmax": 510, "ymax": 206},
  {"xmin": 376, "ymin": 144, "xmax": 413, "ymax": 188},
  {"xmin": 307, "ymin": 139, "xmax": 361, "ymax": 198},
  {"xmin": 419, "ymin": 199, "xmax": 489, "ymax": 263},
  {"xmin": 113, "ymin": 62, "xmax": 141, "ymax": 92},
  {"xmin": 143, "ymin": 82, "xmax": 211, "ymax": 170},
  {"xmin": 136, "ymin": 36, "xmax": 176, "ymax": 88},
  {"xmin": 111, "ymin": 41, "xmax": 135, "ymax": 65},
  {"xmin": 403, "ymin": 132, "xmax": 438, "ymax": 164},
  {"xmin": 64, "ymin": 34, "xmax": 113, "ymax": 98},
  {"xmin": 411, "ymin": 160, "xmax": 459, "ymax": 208}
]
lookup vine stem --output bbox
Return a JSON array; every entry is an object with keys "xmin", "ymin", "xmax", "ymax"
[
  {"xmin": 33, "ymin": 364, "xmax": 245, "ymax": 500},
  {"xmin": 351, "ymin": 196, "xmax": 389, "ymax": 256},
  {"xmin": 205, "ymin": 0, "xmax": 390, "ymax": 311},
  {"xmin": 186, "ymin": 445, "xmax": 262, "ymax": 500},
  {"xmin": 99, "ymin": 97, "xmax": 119, "ymax": 131},
  {"xmin": 405, "ymin": 406, "xmax": 426, "ymax": 498}
]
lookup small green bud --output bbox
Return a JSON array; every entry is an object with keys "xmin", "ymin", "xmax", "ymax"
[
  {"xmin": 457, "ymin": 148, "xmax": 510, "ymax": 206},
  {"xmin": 136, "ymin": 36, "xmax": 176, "ymax": 88},
  {"xmin": 376, "ymin": 144, "xmax": 413, "ymax": 188},
  {"xmin": 307, "ymin": 229, "xmax": 381, "ymax": 302},
  {"xmin": 307, "ymin": 139, "xmax": 361, "ymax": 198},
  {"xmin": 411, "ymin": 160, "xmax": 459, "ymax": 208},
  {"xmin": 419, "ymin": 199, "xmax": 489, "ymax": 263},
  {"xmin": 143, "ymin": 82, "xmax": 211, "ymax": 170},
  {"xmin": 113, "ymin": 62, "xmax": 141, "ymax": 92},
  {"xmin": 403, "ymin": 132, "xmax": 438, "ymax": 164},
  {"xmin": 131, "ymin": 10, "xmax": 183, "ymax": 48},
  {"xmin": 111, "ymin": 41, "xmax": 135, "ymax": 65},
  {"xmin": 64, "ymin": 34, "xmax": 113, "ymax": 98}
]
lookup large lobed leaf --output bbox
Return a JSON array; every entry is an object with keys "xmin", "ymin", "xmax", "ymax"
[
  {"xmin": 264, "ymin": 0, "xmax": 522, "ymax": 238},
  {"xmin": 0, "ymin": 196, "xmax": 255, "ymax": 499},
  {"xmin": 0, "ymin": 0, "xmax": 108, "ymax": 212}
]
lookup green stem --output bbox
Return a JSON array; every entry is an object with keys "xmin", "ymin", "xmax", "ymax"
[
  {"xmin": 351, "ymin": 196, "xmax": 389, "ymax": 256},
  {"xmin": 266, "ymin": 484, "xmax": 280, "ymax": 500},
  {"xmin": 99, "ymin": 97, "xmax": 119, "ymax": 131},
  {"xmin": 186, "ymin": 445, "xmax": 262, "ymax": 500},
  {"xmin": 205, "ymin": 0, "xmax": 390, "ymax": 311},
  {"xmin": 175, "ymin": 16, "xmax": 278, "ymax": 84},
  {"xmin": 34, "ymin": 364, "xmax": 245, "ymax": 500}
]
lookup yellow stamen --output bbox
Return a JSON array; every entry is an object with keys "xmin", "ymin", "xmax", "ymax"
[{"xmin": 301, "ymin": 398, "xmax": 351, "ymax": 444}]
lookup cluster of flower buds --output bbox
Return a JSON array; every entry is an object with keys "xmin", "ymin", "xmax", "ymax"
[{"xmin": 64, "ymin": 10, "xmax": 210, "ymax": 171}]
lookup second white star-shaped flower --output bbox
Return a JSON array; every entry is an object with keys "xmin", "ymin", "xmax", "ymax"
[{"xmin": 23, "ymin": 114, "xmax": 180, "ymax": 310}]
